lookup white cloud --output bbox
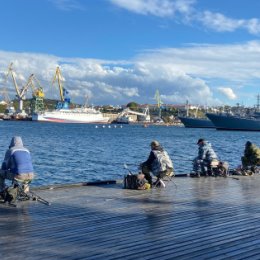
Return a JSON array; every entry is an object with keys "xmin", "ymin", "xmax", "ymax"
[
  {"xmin": 197, "ymin": 11, "xmax": 260, "ymax": 34},
  {"xmin": 198, "ymin": 11, "xmax": 245, "ymax": 32},
  {"xmin": 218, "ymin": 87, "xmax": 237, "ymax": 100},
  {"xmin": 110, "ymin": 0, "xmax": 260, "ymax": 35},
  {"xmin": 1, "ymin": 40, "xmax": 260, "ymax": 106},
  {"xmin": 136, "ymin": 41, "xmax": 260, "ymax": 81},
  {"xmin": 110, "ymin": 0, "xmax": 195, "ymax": 17}
]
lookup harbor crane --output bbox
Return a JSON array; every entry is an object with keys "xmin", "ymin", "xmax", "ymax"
[
  {"xmin": 5, "ymin": 63, "xmax": 45, "ymax": 114},
  {"xmin": 52, "ymin": 66, "xmax": 64, "ymax": 102},
  {"xmin": 26, "ymin": 74, "xmax": 45, "ymax": 113},
  {"xmin": 52, "ymin": 67, "xmax": 70, "ymax": 109},
  {"xmin": 5, "ymin": 63, "xmax": 32, "ymax": 114}
]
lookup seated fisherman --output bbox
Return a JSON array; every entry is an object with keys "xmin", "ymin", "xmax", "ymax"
[
  {"xmin": 193, "ymin": 138, "xmax": 218, "ymax": 177},
  {"xmin": 0, "ymin": 136, "xmax": 34, "ymax": 194},
  {"xmin": 241, "ymin": 141, "xmax": 260, "ymax": 173},
  {"xmin": 140, "ymin": 140, "xmax": 174, "ymax": 186}
]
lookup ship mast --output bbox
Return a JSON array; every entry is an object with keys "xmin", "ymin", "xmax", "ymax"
[
  {"xmin": 154, "ymin": 89, "xmax": 162, "ymax": 119},
  {"xmin": 257, "ymin": 94, "xmax": 260, "ymax": 111}
]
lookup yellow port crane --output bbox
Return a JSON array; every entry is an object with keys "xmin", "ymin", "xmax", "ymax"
[
  {"xmin": 27, "ymin": 74, "xmax": 45, "ymax": 99},
  {"xmin": 26, "ymin": 74, "xmax": 45, "ymax": 113},
  {"xmin": 52, "ymin": 66, "xmax": 64, "ymax": 102},
  {"xmin": 52, "ymin": 66, "xmax": 70, "ymax": 109},
  {"xmin": 5, "ymin": 63, "xmax": 45, "ymax": 114}
]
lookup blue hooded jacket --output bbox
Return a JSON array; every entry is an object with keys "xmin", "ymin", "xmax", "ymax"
[{"xmin": 2, "ymin": 136, "xmax": 34, "ymax": 175}]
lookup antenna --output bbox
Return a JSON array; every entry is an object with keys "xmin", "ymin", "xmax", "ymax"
[
  {"xmin": 257, "ymin": 94, "xmax": 260, "ymax": 111},
  {"xmin": 154, "ymin": 89, "xmax": 162, "ymax": 118}
]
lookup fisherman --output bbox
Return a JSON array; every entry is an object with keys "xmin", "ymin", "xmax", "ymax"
[
  {"xmin": 140, "ymin": 140, "xmax": 174, "ymax": 187},
  {"xmin": 192, "ymin": 138, "xmax": 218, "ymax": 177},
  {"xmin": 241, "ymin": 141, "xmax": 260, "ymax": 174},
  {"xmin": 0, "ymin": 136, "xmax": 34, "ymax": 196}
]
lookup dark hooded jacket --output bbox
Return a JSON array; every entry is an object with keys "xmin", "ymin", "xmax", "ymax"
[
  {"xmin": 1, "ymin": 136, "xmax": 34, "ymax": 174},
  {"xmin": 143, "ymin": 145, "xmax": 173, "ymax": 176}
]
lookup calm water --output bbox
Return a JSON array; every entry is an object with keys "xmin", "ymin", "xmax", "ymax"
[{"xmin": 1, "ymin": 121, "xmax": 259, "ymax": 187}]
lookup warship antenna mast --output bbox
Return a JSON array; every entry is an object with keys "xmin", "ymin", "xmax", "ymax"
[{"xmin": 257, "ymin": 94, "xmax": 260, "ymax": 111}]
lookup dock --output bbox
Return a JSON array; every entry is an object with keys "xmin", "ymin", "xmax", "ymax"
[{"xmin": 1, "ymin": 176, "xmax": 260, "ymax": 259}]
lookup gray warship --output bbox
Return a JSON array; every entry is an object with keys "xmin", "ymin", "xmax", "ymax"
[
  {"xmin": 178, "ymin": 116, "xmax": 215, "ymax": 128},
  {"xmin": 178, "ymin": 101, "xmax": 215, "ymax": 128},
  {"xmin": 206, "ymin": 95, "xmax": 260, "ymax": 131}
]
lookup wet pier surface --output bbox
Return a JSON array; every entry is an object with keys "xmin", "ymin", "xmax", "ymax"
[{"xmin": 1, "ymin": 176, "xmax": 260, "ymax": 260}]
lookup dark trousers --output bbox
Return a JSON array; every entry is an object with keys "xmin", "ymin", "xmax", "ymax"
[{"xmin": 141, "ymin": 165, "xmax": 153, "ymax": 185}]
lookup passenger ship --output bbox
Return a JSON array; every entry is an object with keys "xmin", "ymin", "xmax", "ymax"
[{"xmin": 32, "ymin": 107, "xmax": 110, "ymax": 123}]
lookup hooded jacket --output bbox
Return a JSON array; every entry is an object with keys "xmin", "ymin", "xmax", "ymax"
[
  {"xmin": 197, "ymin": 141, "xmax": 218, "ymax": 161},
  {"xmin": 143, "ymin": 145, "xmax": 173, "ymax": 176},
  {"xmin": 1, "ymin": 136, "xmax": 34, "ymax": 175}
]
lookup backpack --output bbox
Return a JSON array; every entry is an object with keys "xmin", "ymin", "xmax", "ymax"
[{"xmin": 123, "ymin": 174, "xmax": 148, "ymax": 190}]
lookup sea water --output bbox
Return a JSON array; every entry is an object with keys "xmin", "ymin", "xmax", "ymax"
[{"xmin": 1, "ymin": 121, "xmax": 259, "ymax": 187}]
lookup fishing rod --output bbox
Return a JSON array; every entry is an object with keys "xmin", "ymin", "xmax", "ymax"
[
  {"xmin": 164, "ymin": 174, "xmax": 178, "ymax": 189},
  {"xmin": 227, "ymin": 176, "xmax": 239, "ymax": 180},
  {"xmin": 29, "ymin": 191, "xmax": 51, "ymax": 206},
  {"xmin": 123, "ymin": 164, "xmax": 133, "ymax": 175}
]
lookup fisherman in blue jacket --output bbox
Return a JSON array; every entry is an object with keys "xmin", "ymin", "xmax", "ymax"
[
  {"xmin": 193, "ymin": 138, "xmax": 218, "ymax": 177},
  {"xmin": 0, "ymin": 136, "xmax": 34, "ymax": 193}
]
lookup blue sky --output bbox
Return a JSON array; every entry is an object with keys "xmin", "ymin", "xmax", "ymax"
[{"xmin": 0, "ymin": 0, "xmax": 260, "ymax": 107}]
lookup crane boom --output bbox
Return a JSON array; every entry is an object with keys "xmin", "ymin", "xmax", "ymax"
[
  {"xmin": 27, "ymin": 74, "xmax": 45, "ymax": 98},
  {"xmin": 117, "ymin": 107, "xmax": 150, "ymax": 122},
  {"xmin": 19, "ymin": 74, "xmax": 34, "ymax": 98},
  {"xmin": 5, "ymin": 63, "xmax": 20, "ymax": 98},
  {"xmin": 52, "ymin": 67, "xmax": 64, "ymax": 102},
  {"xmin": 121, "ymin": 108, "xmax": 148, "ymax": 116}
]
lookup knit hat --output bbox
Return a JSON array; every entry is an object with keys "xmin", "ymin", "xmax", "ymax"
[
  {"xmin": 151, "ymin": 140, "xmax": 160, "ymax": 147},
  {"xmin": 197, "ymin": 138, "xmax": 205, "ymax": 144}
]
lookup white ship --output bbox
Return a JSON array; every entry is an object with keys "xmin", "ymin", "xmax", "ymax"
[{"xmin": 32, "ymin": 107, "xmax": 110, "ymax": 123}]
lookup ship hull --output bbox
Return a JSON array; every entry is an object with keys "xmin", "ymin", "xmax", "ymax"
[
  {"xmin": 32, "ymin": 109, "xmax": 110, "ymax": 124},
  {"xmin": 178, "ymin": 116, "xmax": 215, "ymax": 128},
  {"xmin": 206, "ymin": 113, "xmax": 260, "ymax": 131}
]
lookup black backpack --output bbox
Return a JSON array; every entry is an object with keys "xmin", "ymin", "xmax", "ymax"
[{"xmin": 123, "ymin": 174, "xmax": 146, "ymax": 190}]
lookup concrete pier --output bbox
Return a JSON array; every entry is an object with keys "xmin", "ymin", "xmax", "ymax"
[{"xmin": 1, "ymin": 176, "xmax": 260, "ymax": 259}]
